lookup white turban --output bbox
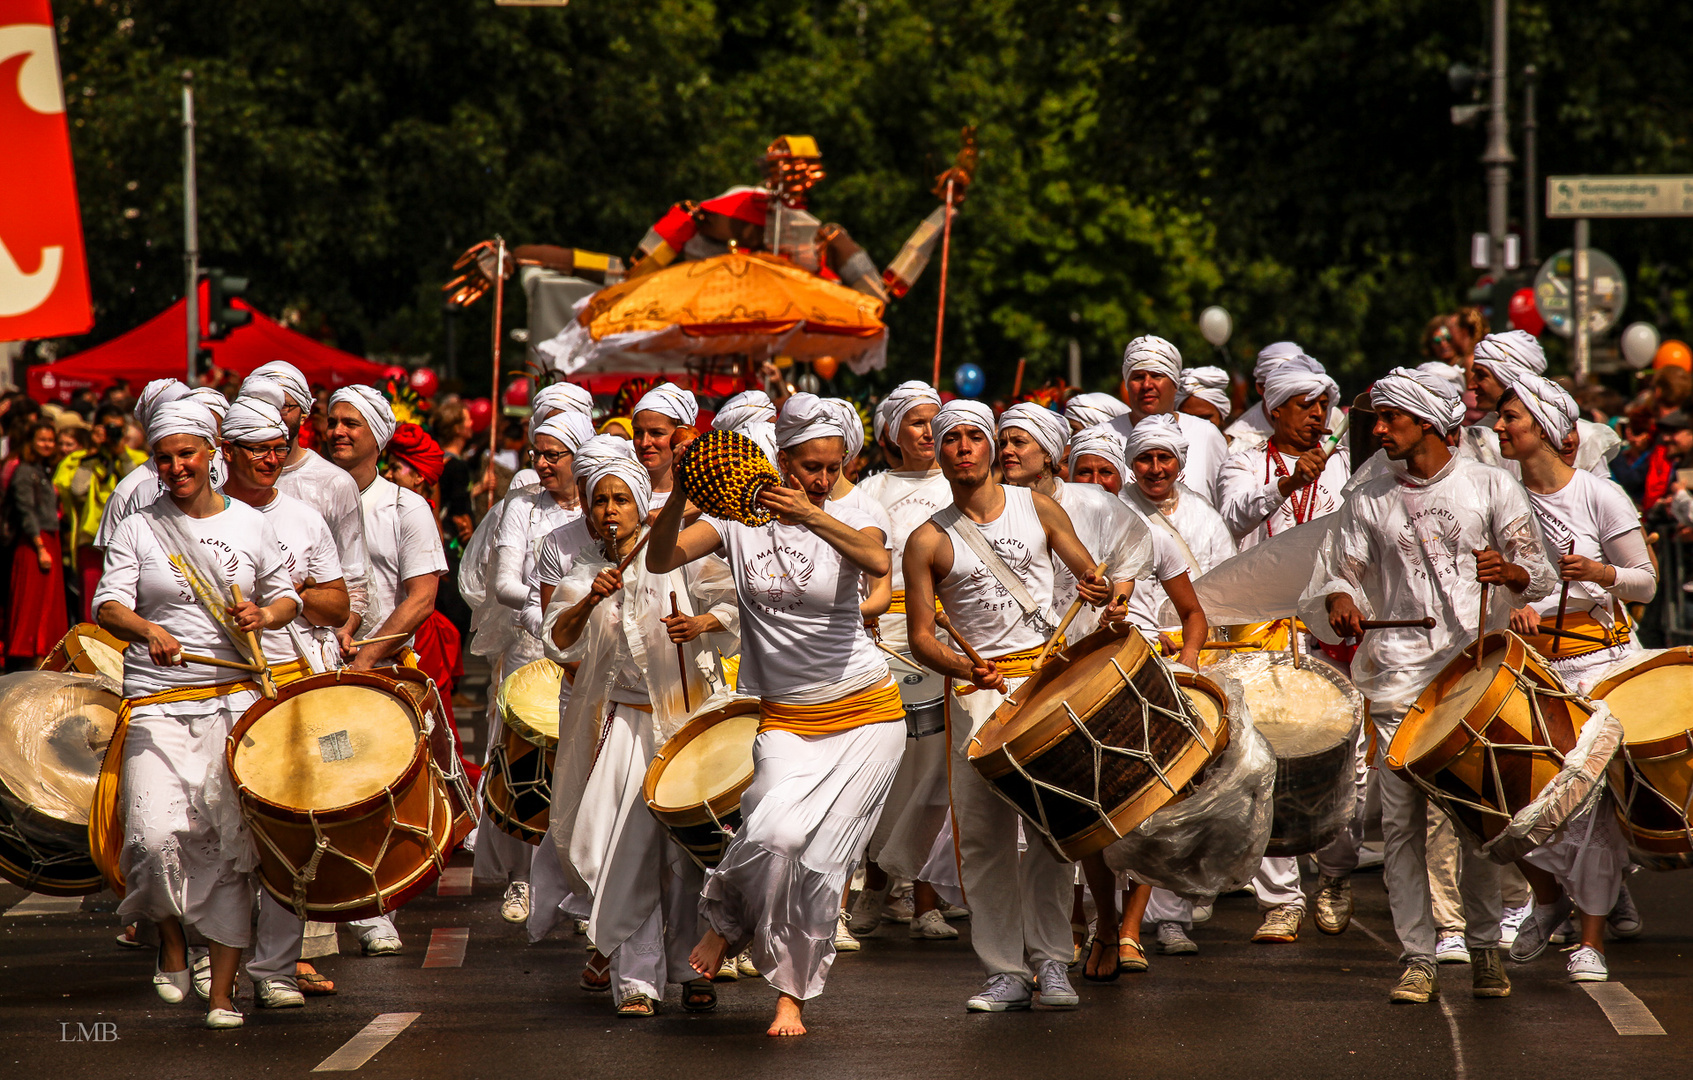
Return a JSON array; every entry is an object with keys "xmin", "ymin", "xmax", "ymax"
[
  {"xmin": 1262, "ymin": 368, "xmax": 1339, "ymax": 414},
  {"xmin": 876, "ymin": 381, "xmax": 941, "ymax": 445},
  {"xmin": 997, "ymin": 402, "xmax": 1070, "ymax": 466},
  {"xmin": 1067, "ymin": 425, "xmax": 1129, "ymax": 478},
  {"xmin": 774, "ymin": 392, "xmax": 844, "ymax": 450},
  {"xmin": 249, "ymin": 360, "xmax": 312, "ymax": 409},
  {"xmin": 572, "ymin": 434, "xmax": 638, "ymax": 483},
  {"xmin": 330, "ymin": 385, "xmax": 398, "ymax": 449},
  {"xmin": 712, "ymin": 390, "xmax": 777, "ymax": 432},
  {"xmin": 743, "ymin": 421, "xmax": 781, "ymax": 474},
  {"xmin": 1176, "ymin": 366, "xmax": 1232, "ymax": 416},
  {"xmin": 222, "ymin": 397, "xmax": 288, "ymax": 445},
  {"xmin": 1121, "ymin": 335, "xmax": 1183, "ymax": 383},
  {"xmin": 147, "ymin": 400, "xmax": 219, "ymax": 449},
  {"xmin": 1064, "ymin": 392, "xmax": 1130, "ymax": 429},
  {"xmin": 931, "ymin": 400, "xmax": 996, "ymax": 447},
  {"xmin": 632, "ymin": 381, "xmax": 699, "ymax": 427},
  {"xmin": 1370, "ymin": 366, "xmax": 1466, "ymax": 435},
  {"xmin": 1125, "ymin": 414, "xmax": 1189, "ymax": 467},
  {"xmin": 135, "ymin": 379, "xmax": 190, "ymax": 432},
  {"xmin": 236, "ymin": 376, "xmax": 286, "ymax": 411},
  {"xmin": 533, "ymin": 382, "xmax": 594, "ymax": 418},
  {"xmin": 583, "ymin": 456, "xmax": 652, "ymax": 524},
  {"xmin": 1511, "ymin": 373, "xmax": 1579, "ymax": 447},
  {"xmin": 187, "ymin": 386, "xmax": 229, "ymax": 421},
  {"xmin": 1253, "ymin": 341, "xmax": 1315, "ymax": 383},
  {"xmin": 532, "ymin": 410, "xmax": 594, "ymax": 454},
  {"xmin": 823, "ymin": 398, "xmax": 865, "ymax": 462},
  {"xmin": 1416, "ymin": 361, "xmax": 1467, "ymax": 389},
  {"xmin": 1472, "ymin": 329, "xmax": 1547, "ymax": 387}
]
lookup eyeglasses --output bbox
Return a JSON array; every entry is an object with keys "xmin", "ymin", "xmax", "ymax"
[
  {"xmin": 1430, "ymin": 329, "xmax": 1452, "ymax": 344},
  {"xmin": 534, "ymin": 449, "xmax": 572, "ymax": 465},
  {"xmin": 234, "ymin": 444, "xmax": 288, "ymax": 462}
]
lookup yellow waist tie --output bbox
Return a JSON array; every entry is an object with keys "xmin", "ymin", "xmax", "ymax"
[
  {"xmin": 886, "ymin": 590, "xmax": 943, "ymax": 617},
  {"xmin": 952, "ymin": 641, "xmax": 1059, "ymax": 695},
  {"xmin": 1524, "ymin": 609, "xmax": 1631, "ymax": 661},
  {"xmin": 758, "ymin": 678, "xmax": 904, "ymax": 736}
]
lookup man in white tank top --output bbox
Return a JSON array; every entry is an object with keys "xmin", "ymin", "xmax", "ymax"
[{"xmin": 904, "ymin": 401, "xmax": 1108, "ymax": 1013}]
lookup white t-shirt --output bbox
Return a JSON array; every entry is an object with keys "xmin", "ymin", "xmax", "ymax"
[
  {"xmin": 357, "ymin": 476, "xmax": 448, "ymax": 640},
  {"xmin": 91, "ymin": 498, "xmax": 300, "ymax": 697},
  {"xmin": 704, "ymin": 501, "xmax": 887, "ymax": 703},
  {"xmin": 1526, "ymin": 468, "xmax": 1640, "ymax": 620},
  {"xmin": 934, "ymin": 485, "xmax": 1057, "ymax": 657},
  {"xmin": 252, "ymin": 492, "xmax": 343, "ymax": 657},
  {"xmin": 278, "ymin": 449, "xmax": 368, "ymax": 588},
  {"xmin": 855, "ymin": 468, "xmax": 952, "ymax": 593}
]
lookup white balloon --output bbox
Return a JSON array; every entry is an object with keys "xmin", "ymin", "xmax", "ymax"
[
  {"xmin": 1198, "ymin": 305, "xmax": 1232, "ymax": 347},
  {"xmin": 1621, "ymin": 322, "xmax": 1660, "ymax": 370}
]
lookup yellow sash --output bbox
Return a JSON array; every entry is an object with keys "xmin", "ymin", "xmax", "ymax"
[
  {"xmin": 1524, "ymin": 608, "xmax": 1632, "ymax": 661},
  {"xmin": 952, "ymin": 642, "xmax": 1058, "ymax": 695},
  {"xmin": 758, "ymin": 678, "xmax": 904, "ymax": 736},
  {"xmin": 886, "ymin": 590, "xmax": 943, "ymax": 617}
]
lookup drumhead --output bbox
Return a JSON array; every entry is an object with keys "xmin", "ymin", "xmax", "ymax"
[
  {"xmin": 233, "ymin": 685, "xmax": 419, "ymax": 810},
  {"xmin": 1181, "ymin": 684, "xmax": 1223, "ymax": 731},
  {"xmin": 1219, "ymin": 657, "xmax": 1357, "ymax": 758},
  {"xmin": 652, "ymin": 712, "xmax": 758, "ymax": 810},
  {"xmin": 498, "ymin": 659, "xmax": 564, "ymax": 748},
  {"xmin": 74, "ymin": 632, "xmax": 126, "ymax": 685},
  {"xmin": 0, "ymin": 672, "xmax": 120, "ymax": 826},
  {"xmin": 1600, "ymin": 660, "xmax": 1693, "ymax": 743},
  {"xmin": 1403, "ymin": 651, "xmax": 1505, "ymax": 762}
]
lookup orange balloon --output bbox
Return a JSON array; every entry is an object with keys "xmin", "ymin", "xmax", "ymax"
[
  {"xmin": 813, "ymin": 355, "xmax": 840, "ymax": 381},
  {"xmin": 1655, "ymin": 340, "xmax": 1692, "ymax": 371}
]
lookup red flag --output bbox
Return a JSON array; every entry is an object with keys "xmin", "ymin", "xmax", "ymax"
[{"xmin": 0, "ymin": 1, "xmax": 93, "ymax": 339}]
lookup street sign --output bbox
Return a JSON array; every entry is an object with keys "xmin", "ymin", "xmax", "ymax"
[
  {"xmin": 1547, "ymin": 175, "xmax": 1693, "ymax": 218},
  {"xmin": 1534, "ymin": 248, "xmax": 1627, "ymax": 338}
]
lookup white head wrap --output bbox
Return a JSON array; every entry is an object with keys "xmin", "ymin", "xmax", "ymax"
[
  {"xmin": 187, "ymin": 386, "xmax": 229, "ymax": 421},
  {"xmin": 1067, "ymin": 425, "xmax": 1129, "ymax": 478},
  {"xmin": 997, "ymin": 402, "xmax": 1070, "ymax": 466},
  {"xmin": 572, "ymin": 434, "xmax": 638, "ymax": 483},
  {"xmin": 1176, "ymin": 366, "xmax": 1232, "ymax": 416},
  {"xmin": 712, "ymin": 390, "xmax": 777, "ymax": 432},
  {"xmin": 774, "ymin": 392, "xmax": 845, "ymax": 450},
  {"xmin": 823, "ymin": 398, "xmax": 865, "ymax": 462},
  {"xmin": 135, "ymin": 379, "xmax": 190, "ymax": 432},
  {"xmin": 1262, "ymin": 368, "xmax": 1339, "ymax": 414},
  {"xmin": 931, "ymin": 400, "xmax": 996, "ymax": 447},
  {"xmin": 1125, "ymin": 414, "xmax": 1189, "ymax": 467},
  {"xmin": 1063, "ymin": 392, "xmax": 1131, "ymax": 429},
  {"xmin": 583, "ymin": 456, "xmax": 652, "ymax": 523},
  {"xmin": 876, "ymin": 381, "xmax": 941, "ymax": 445},
  {"xmin": 147, "ymin": 400, "xmax": 219, "ymax": 449},
  {"xmin": 1416, "ymin": 361, "xmax": 1467, "ymax": 389},
  {"xmin": 236, "ymin": 376, "xmax": 286, "ymax": 411},
  {"xmin": 330, "ymin": 385, "xmax": 398, "ymax": 449},
  {"xmin": 632, "ymin": 382, "xmax": 699, "ymax": 427},
  {"xmin": 533, "ymin": 382, "xmax": 594, "ymax": 418},
  {"xmin": 222, "ymin": 397, "xmax": 288, "ymax": 445},
  {"xmin": 249, "ymin": 360, "xmax": 312, "ymax": 409},
  {"xmin": 1472, "ymin": 329, "xmax": 1548, "ymax": 386},
  {"xmin": 1370, "ymin": 366, "xmax": 1466, "ymax": 435},
  {"xmin": 532, "ymin": 410, "xmax": 594, "ymax": 454},
  {"xmin": 1253, "ymin": 341, "xmax": 1315, "ymax": 383},
  {"xmin": 1121, "ymin": 335, "xmax": 1183, "ymax": 383},
  {"xmin": 743, "ymin": 421, "xmax": 781, "ymax": 473},
  {"xmin": 1510, "ymin": 373, "xmax": 1579, "ymax": 446}
]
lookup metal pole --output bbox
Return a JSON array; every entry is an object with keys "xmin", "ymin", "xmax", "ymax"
[
  {"xmin": 489, "ymin": 237, "xmax": 506, "ymax": 467},
  {"xmin": 1522, "ymin": 65, "xmax": 1538, "ymax": 266},
  {"xmin": 1482, "ymin": 0, "xmax": 1514, "ymax": 282},
  {"xmin": 1572, "ymin": 218, "xmax": 1591, "ymax": 383},
  {"xmin": 930, "ymin": 178, "xmax": 955, "ymax": 388},
  {"xmin": 182, "ymin": 71, "xmax": 198, "ymax": 383}
]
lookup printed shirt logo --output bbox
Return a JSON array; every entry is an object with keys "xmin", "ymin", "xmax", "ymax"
[
  {"xmin": 742, "ymin": 537, "xmax": 819, "ymax": 615},
  {"xmin": 1397, "ymin": 504, "xmax": 1463, "ymax": 584},
  {"xmin": 966, "ymin": 535, "xmax": 1034, "ymax": 615}
]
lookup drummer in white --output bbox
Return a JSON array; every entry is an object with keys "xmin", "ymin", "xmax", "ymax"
[
  {"xmin": 1301, "ymin": 365, "xmax": 1557, "ymax": 1004},
  {"xmin": 1216, "ymin": 365, "xmax": 1349, "ymax": 549},
  {"xmin": 1108, "ymin": 336, "xmax": 1230, "ymax": 505}
]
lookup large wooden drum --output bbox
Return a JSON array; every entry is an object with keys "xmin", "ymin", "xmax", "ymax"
[
  {"xmin": 40, "ymin": 623, "xmax": 126, "ymax": 686},
  {"xmin": 1592, "ymin": 647, "xmax": 1693, "ymax": 860},
  {"xmin": 0, "ymin": 672, "xmax": 122, "ymax": 895},
  {"xmin": 968, "ymin": 627, "xmax": 1226, "ymax": 861},
  {"xmin": 644, "ymin": 697, "xmax": 760, "ymax": 871},
  {"xmin": 1387, "ymin": 632, "xmax": 1591, "ymax": 848},
  {"xmin": 227, "ymin": 668, "xmax": 475, "ymax": 921},
  {"xmin": 485, "ymin": 659, "xmax": 564, "ymax": 843}
]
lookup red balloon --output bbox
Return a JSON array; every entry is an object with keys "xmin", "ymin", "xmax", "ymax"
[
  {"xmin": 409, "ymin": 367, "xmax": 440, "ymax": 399},
  {"xmin": 1507, "ymin": 287, "xmax": 1544, "ymax": 336},
  {"xmin": 382, "ymin": 365, "xmax": 408, "ymax": 386},
  {"xmin": 466, "ymin": 397, "xmax": 493, "ymax": 433},
  {"xmin": 813, "ymin": 355, "xmax": 840, "ymax": 381},
  {"xmin": 503, "ymin": 377, "xmax": 532, "ymax": 408}
]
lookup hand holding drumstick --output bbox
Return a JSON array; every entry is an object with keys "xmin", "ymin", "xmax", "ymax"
[{"xmin": 937, "ymin": 610, "xmax": 1005, "ymax": 694}]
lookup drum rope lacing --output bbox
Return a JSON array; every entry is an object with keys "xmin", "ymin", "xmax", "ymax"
[
  {"xmin": 998, "ymin": 657, "xmax": 1212, "ymax": 854},
  {"xmin": 1612, "ymin": 730, "xmax": 1693, "ymax": 851},
  {"xmin": 483, "ymin": 739, "xmax": 552, "ymax": 843}
]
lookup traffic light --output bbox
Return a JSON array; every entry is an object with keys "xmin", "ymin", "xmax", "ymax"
[{"xmin": 204, "ymin": 268, "xmax": 251, "ymax": 340}]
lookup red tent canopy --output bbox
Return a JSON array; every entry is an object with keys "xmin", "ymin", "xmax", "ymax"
[{"xmin": 28, "ymin": 289, "xmax": 391, "ymax": 404}]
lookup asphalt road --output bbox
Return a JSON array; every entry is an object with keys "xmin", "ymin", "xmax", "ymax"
[{"xmin": 5, "ymin": 857, "xmax": 1691, "ymax": 1080}]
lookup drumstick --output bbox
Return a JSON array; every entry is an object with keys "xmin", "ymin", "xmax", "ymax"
[
  {"xmin": 1358, "ymin": 618, "xmax": 1437, "ymax": 631},
  {"xmin": 670, "ymin": 591, "xmax": 691, "ymax": 714},
  {"xmin": 1196, "ymin": 641, "xmax": 1261, "ymax": 651},
  {"xmin": 1552, "ymin": 539, "xmax": 1576, "ymax": 638},
  {"xmin": 1476, "ymin": 582, "xmax": 1490, "ymax": 664},
  {"xmin": 346, "ymin": 631, "xmax": 409, "ymax": 648},
  {"xmin": 1034, "ymin": 562, "xmax": 1106, "ymax": 670},
  {"xmin": 1538, "ymin": 625, "xmax": 1610, "ymax": 647},
  {"xmin": 935, "ymin": 610, "xmax": 989, "ymax": 671},
  {"xmin": 874, "ymin": 640, "xmax": 922, "ymax": 670},
  {"xmin": 584, "ymin": 530, "xmax": 653, "ymax": 609},
  {"xmin": 177, "ymin": 652, "xmax": 262, "ymax": 673},
  {"xmin": 1288, "ymin": 616, "xmax": 1302, "ymax": 670},
  {"xmin": 230, "ymin": 585, "xmax": 277, "ymax": 700}
]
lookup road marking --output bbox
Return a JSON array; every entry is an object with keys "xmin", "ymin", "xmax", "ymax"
[
  {"xmin": 4, "ymin": 893, "xmax": 82, "ymax": 916},
  {"xmin": 1353, "ymin": 917, "xmax": 1467, "ymax": 1080},
  {"xmin": 436, "ymin": 867, "xmax": 472, "ymax": 896},
  {"xmin": 312, "ymin": 1012, "xmax": 421, "ymax": 1071},
  {"xmin": 1583, "ymin": 983, "xmax": 1667, "ymax": 1035},
  {"xmin": 422, "ymin": 927, "xmax": 469, "ymax": 968}
]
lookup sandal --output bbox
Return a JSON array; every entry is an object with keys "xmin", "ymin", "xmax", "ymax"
[
  {"xmin": 1117, "ymin": 936, "xmax": 1148, "ymax": 973},
  {"xmin": 682, "ymin": 977, "xmax": 718, "ymax": 1013},
  {"xmin": 1081, "ymin": 936, "xmax": 1121, "ymax": 983},
  {"xmin": 580, "ymin": 950, "xmax": 611, "ymax": 993},
  {"xmin": 295, "ymin": 962, "xmax": 338, "ymax": 995},
  {"xmin": 616, "ymin": 993, "xmax": 656, "ymax": 1017}
]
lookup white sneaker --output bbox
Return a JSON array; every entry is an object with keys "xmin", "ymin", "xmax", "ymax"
[
  {"xmin": 254, "ymin": 977, "xmax": 305, "ymax": 1009},
  {"xmin": 735, "ymin": 951, "xmax": 759, "ymax": 978},
  {"xmin": 501, "ymin": 882, "xmax": 531, "ymax": 924},
  {"xmin": 909, "ymin": 908, "xmax": 959, "ymax": 939},
  {"xmin": 191, "ymin": 954, "xmax": 211, "ymax": 1000},
  {"xmin": 834, "ymin": 910, "xmax": 861, "ymax": 953},
  {"xmin": 880, "ymin": 894, "xmax": 915, "ymax": 923},
  {"xmin": 1608, "ymin": 884, "xmax": 1643, "ymax": 939},
  {"xmin": 1499, "ymin": 900, "xmax": 1532, "ymax": 947},
  {"xmin": 205, "ymin": 1007, "xmax": 244, "ymax": 1030},
  {"xmin": 1550, "ymin": 915, "xmax": 1580, "ymax": 945},
  {"xmin": 1155, "ymin": 922, "xmax": 1198, "ymax": 955},
  {"xmin": 461, "ymin": 825, "xmax": 478, "ymax": 854},
  {"xmin": 1191, "ymin": 903, "xmax": 1214, "ymax": 925},
  {"xmin": 940, "ymin": 901, "xmax": 971, "ymax": 921},
  {"xmin": 1435, "ymin": 933, "xmax": 1471, "ymax": 964},
  {"xmin": 1032, "ymin": 959, "xmax": 1078, "ymax": 1009},
  {"xmin": 360, "ymin": 928, "xmax": 402, "ymax": 956},
  {"xmin": 848, "ymin": 886, "xmax": 888, "ymax": 935},
  {"xmin": 1567, "ymin": 945, "xmax": 1608, "ymax": 983},
  {"xmin": 966, "ymin": 973, "xmax": 1031, "ymax": 1012},
  {"xmin": 153, "ymin": 967, "xmax": 190, "ymax": 1004}
]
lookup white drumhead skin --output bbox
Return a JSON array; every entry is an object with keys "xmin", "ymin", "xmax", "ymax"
[
  {"xmin": 82, "ymin": 636, "xmax": 126, "ymax": 685},
  {"xmin": 1182, "ymin": 686, "xmax": 1223, "ymax": 732},
  {"xmin": 1604, "ymin": 664, "xmax": 1693, "ymax": 743},
  {"xmin": 653, "ymin": 713, "xmax": 758, "ymax": 809},
  {"xmin": 0, "ymin": 674, "xmax": 120, "ymax": 825},
  {"xmin": 499, "ymin": 660, "xmax": 563, "ymax": 747},
  {"xmin": 1238, "ymin": 666, "xmax": 1355, "ymax": 757},
  {"xmin": 233, "ymin": 685, "xmax": 418, "ymax": 809},
  {"xmin": 1404, "ymin": 652, "xmax": 1506, "ymax": 761}
]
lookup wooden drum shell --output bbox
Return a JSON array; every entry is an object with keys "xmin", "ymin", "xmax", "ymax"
[{"xmin": 1592, "ymin": 647, "xmax": 1693, "ymax": 856}]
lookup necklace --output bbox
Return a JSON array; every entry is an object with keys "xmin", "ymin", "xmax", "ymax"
[{"xmin": 1265, "ymin": 445, "xmax": 1320, "ymax": 534}]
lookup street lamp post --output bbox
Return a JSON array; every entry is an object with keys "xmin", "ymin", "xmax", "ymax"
[
  {"xmin": 182, "ymin": 71, "xmax": 198, "ymax": 382},
  {"xmin": 1482, "ymin": 0, "xmax": 1515, "ymax": 283},
  {"xmin": 1522, "ymin": 65, "xmax": 1539, "ymax": 266}
]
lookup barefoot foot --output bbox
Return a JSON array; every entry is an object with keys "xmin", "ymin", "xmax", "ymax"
[
  {"xmin": 767, "ymin": 993, "xmax": 806, "ymax": 1037},
  {"xmin": 689, "ymin": 929, "xmax": 731, "ymax": 980}
]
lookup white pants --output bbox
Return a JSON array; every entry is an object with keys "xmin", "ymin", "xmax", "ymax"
[
  {"xmin": 247, "ymin": 891, "xmax": 303, "ymax": 985},
  {"xmin": 866, "ymin": 732, "xmax": 950, "ymax": 882},
  {"xmin": 1252, "ymin": 858, "xmax": 1305, "ymax": 910},
  {"xmin": 949, "ymin": 683, "xmax": 1072, "ymax": 984}
]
